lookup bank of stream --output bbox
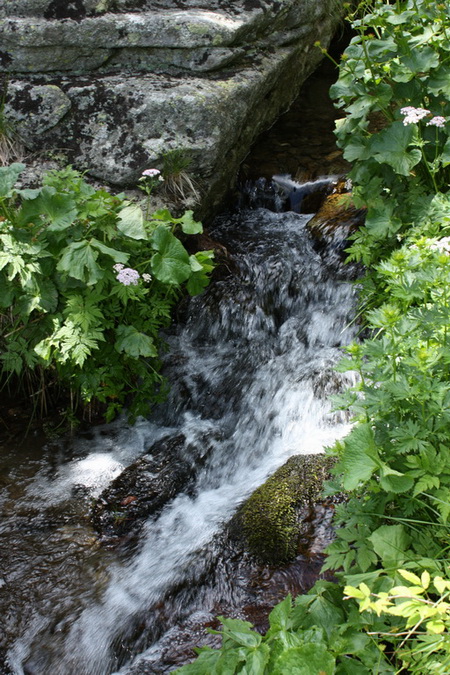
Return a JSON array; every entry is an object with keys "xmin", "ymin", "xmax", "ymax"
[{"xmin": 0, "ymin": 56, "xmax": 359, "ymax": 675}]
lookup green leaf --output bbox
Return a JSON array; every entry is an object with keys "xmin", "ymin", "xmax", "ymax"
[
  {"xmin": 150, "ymin": 226, "xmax": 191, "ymax": 284},
  {"xmin": 269, "ymin": 594, "xmax": 292, "ymax": 630},
  {"xmin": 38, "ymin": 187, "xmax": 78, "ymax": 231},
  {"xmin": 117, "ymin": 204, "xmax": 148, "ymax": 240},
  {"xmin": 114, "ymin": 325, "xmax": 157, "ymax": 358},
  {"xmin": 368, "ymin": 525, "xmax": 411, "ymax": 566},
  {"xmin": 442, "ymin": 137, "xmax": 450, "ymax": 167},
  {"xmin": 272, "ymin": 643, "xmax": 335, "ymax": 675},
  {"xmin": 379, "ymin": 465, "xmax": 414, "ymax": 494},
  {"xmin": 370, "ymin": 122, "xmax": 422, "ymax": 176},
  {"xmin": 89, "ymin": 238, "xmax": 128, "ymax": 263},
  {"xmin": 173, "ymin": 647, "xmax": 220, "ymax": 674},
  {"xmin": 57, "ymin": 241, "xmax": 102, "ymax": 285},
  {"xmin": 339, "ymin": 423, "xmax": 380, "ymax": 491},
  {"xmin": 0, "ymin": 163, "xmax": 25, "ymax": 198},
  {"xmin": 241, "ymin": 644, "xmax": 270, "ymax": 674},
  {"xmin": 178, "ymin": 210, "xmax": 203, "ymax": 235},
  {"xmin": 218, "ymin": 617, "xmax": 262, "ymax": 648}
]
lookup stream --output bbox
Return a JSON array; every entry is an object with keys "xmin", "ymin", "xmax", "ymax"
[{"xmin": 0, "ymin": 197, "xmax": 358, "ymax": 674}]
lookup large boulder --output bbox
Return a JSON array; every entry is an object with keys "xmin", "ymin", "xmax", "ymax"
[
  {"xmin": 1, "ymin": 0, "xmax": 342, "ymax": 216},
  {"xmin": 232, "ymin": 453, "xmax": 336, "ymax": 564}
]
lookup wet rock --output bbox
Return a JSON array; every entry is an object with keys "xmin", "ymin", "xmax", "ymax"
[
  {"xmin": 91, "ymin": 434, "xmax": 195, "ymax": 538},
  {"xmin": 2, "ymin": 0, "xmax": 343, "ymax": 217},
  {"xmin": 307, "ymin": 181, "xmax": 366, "ymax": 241},
  {"xmin": 231, "ymin": 454, "xmax": 336, "ymax": 564}
]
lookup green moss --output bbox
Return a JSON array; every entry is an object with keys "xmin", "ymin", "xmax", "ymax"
[{"xmin": 236, "ymin": 454, "xmax": 335, "ymax": 565}]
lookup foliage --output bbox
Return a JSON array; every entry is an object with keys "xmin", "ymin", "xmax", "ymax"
[
  {"xmin": 330, "ymin": 0, "xmax": 450, "ymax": 266},
  {"xmin": 0, "ymin": 164, "xmax": 214, "ymax": 421},
  {"xmin": 347, "ymin": 570, "xmax": 450, "ymax": 674},
  {"xmin": 175, "ymin": 587, "xmax": 393, "ymax": 674}
]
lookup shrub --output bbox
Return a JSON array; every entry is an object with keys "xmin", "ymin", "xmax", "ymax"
[{"xmin": 0, "ymin": 164, "xmax": 214, "ymax": 421}]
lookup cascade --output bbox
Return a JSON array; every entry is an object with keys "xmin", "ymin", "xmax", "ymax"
[{"xmin": 1, "ymin": 201, "xmax": 358, "ymax": 674}]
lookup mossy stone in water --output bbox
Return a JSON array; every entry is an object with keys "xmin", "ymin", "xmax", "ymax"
[{"xmin": 236, "ymin": 454, "xmax": 335, "ymax": 565}]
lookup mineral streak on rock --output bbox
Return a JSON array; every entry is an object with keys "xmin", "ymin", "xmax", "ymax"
[{"xmin": 2, "ymin": 0, "xmax": 343, "ymax": 216}]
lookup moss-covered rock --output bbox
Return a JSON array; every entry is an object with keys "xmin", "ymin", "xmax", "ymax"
[{"xmin": 235, "ymin": 454, "xmax": 336, "ymax": 565}]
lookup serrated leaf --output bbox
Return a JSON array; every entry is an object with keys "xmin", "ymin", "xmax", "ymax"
[
  {"xmin": 90, "ymin": 238, "xmax": 128, "ymax": 263},
  {"xmin": 114, "ymin": 325, "xmax": 157, "ymax": 358},
  {"xmin": 57, "ymin": 241, "xmax": 102, "ymax": 286},
  {"xmin": 268, "ymin": 594, "xmax": 292, "ymax": 630},
  {"xmin": 117, "ymin": 204, "xmax": 148, "ymax": 240},
  {"xmin": 339, "ymin": 423, "xmax": 380, "ymax": 490},
  {"xmin": 38, "ymin": 187, "xmax": 78, "ymax": 231},
  {"xmin": 368, "ymin": 525, "xmax": 411, "ymax": 566},
  {"xmin": 370, "ymin": 122, "xmax": 422, "ymax": 176},
  {"xmin": 272, "ymin": 643, "xmax": 335, "ymax": 675},
  {"xmin": 379, "ymin": 465, "xmax": 414, "ymax": 493},
  {"xmin": 0, "ymin": 163, "xmax": 25, "ymax": 198},
  {"xmin": 218, "ymin": 616, "xmax": 262, "ymax": 648}
]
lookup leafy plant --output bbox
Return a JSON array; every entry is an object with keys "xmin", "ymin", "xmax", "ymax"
[
  {"xmin": 175, "ymin": 587, "xmax": 393, "ymax": 674},
  {"xmin": 0, "ymin": 164, "xmax": 214, "ymax": 421}
]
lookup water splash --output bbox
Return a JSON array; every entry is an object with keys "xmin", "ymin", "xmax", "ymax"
[{"xmin": 4, "ymin": 208, "xmax": 358, "ymax": 675}]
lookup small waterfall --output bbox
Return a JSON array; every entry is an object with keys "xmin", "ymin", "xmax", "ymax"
[{"xmin": 3, "ymin": 206, "xmax": 358, "ymax": 675}]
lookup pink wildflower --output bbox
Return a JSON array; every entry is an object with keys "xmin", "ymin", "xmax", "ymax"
[
  {"xmin": 116, "ymin": 267, "xmax": 140, "ymax": 286},
  {"xmin": 400, "ymin": 106, "xmax": 430, "ymax": 125},
  {"xmin": 427, "ymin": 116, "xmax": 446, "ymax": 128},
  {"xmin": 142, "ymin": 169, "xmax": 161, "ymax": 178}
]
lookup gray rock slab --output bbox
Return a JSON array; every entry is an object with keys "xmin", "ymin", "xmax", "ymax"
[{"xmin": 3, "ymin": 0, "xmax": 342, "ymax": 216}]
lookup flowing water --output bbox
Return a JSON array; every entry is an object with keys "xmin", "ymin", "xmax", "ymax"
[{"xmin": 1, "ymin": 204, "xmax": 358, "ymax": 674}]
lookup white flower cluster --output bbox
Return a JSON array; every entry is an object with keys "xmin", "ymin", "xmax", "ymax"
[
  {"xmin": 112, "ymin": 264, "xmax": 152, "ymax": 285},
  {"xmin": 400, "ymin": 107, "xmax": 447, "ymax": 128},
  {"xmin": 400, "ymin": 106, "xmax": 430, "ymax": 125},
  {"xmin": 427, "ymin": 116, "xmax": 446, "ymax": 128}
]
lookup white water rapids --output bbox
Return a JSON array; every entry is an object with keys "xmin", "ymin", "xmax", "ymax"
[{"xmin": 2, "ymin": 207, "xmax": 358, "ymax": 674}]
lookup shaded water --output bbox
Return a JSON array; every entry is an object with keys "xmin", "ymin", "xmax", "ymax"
[{"xmin": 1, "ymin": 206, "xmax": 357, "ymax": 674}]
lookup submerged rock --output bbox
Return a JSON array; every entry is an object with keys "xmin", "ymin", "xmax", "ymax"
[
  {"xmin": 232, "ymin": 453, "xmax": 336, "ymax": 564},
  {"xmin": 92, "ymin": 434, "xmax": 194, "ymax": 539},
  {"xmin": 2, "ymin": 0, "xmax": 343, "ymax": 216}
]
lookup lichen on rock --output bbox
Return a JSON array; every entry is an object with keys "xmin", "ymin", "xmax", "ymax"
[{"xmin": 234, "ymin": 453, "xmax": 336, "ymax": 565}]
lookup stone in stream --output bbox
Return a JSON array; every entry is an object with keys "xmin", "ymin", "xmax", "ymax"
[
  {"xmin": 91, "ymin": 433, "xmax": 196, "ymax": 539},
  {"xmin": 231, "ymin": 453, "xmax": 337, "ymax": 565},
  {"xmin": 1, "ymin": 0, "xmax": 343, "ymax": 217}
]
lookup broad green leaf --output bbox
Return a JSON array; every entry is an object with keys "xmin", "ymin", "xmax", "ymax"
[
  {"xmin": 442, "ymin": 137, "xmax": 450, "ymax": 167},
  {"xmin": 269, "ymin": 594, "xmax": 292, "ymax": 630},
  {"xmin": 219, "ymin": 616, "xmax": 262, "ymax": 648},
  {"xmin": 241, "ymin": 644, "xmax": 270, "ymax": 674},
  {"xmin": 89, "ymin": 238, "xmax": 128, "ymax": 263},
  {"xmin": 401, "ymin": 47, "xmax": 440, "ymax": 74},
  {"xmin": 57, "ymin": 240, "xmax": 102, "ymax": 285},
  {"xmin": 368, "ymin": 525, "xmax": 411, "ymax": 566},
  {"xmin": 173, "ymin": 646, "xmax": 220, "ymax": 674},
  {"xmin": 339, "ymin": 423, "xmax": 380, "ymax": 491},
  {"xmin": 370, "ymin": 122, "xmax": 422, "ymax": 176},
  {"xmin": 272, "ymin": 643, "xmax": 335, "ymax": 675},
  {"xmin": 151, "ymin": 226, "xmax": 191, "ymax": 284},
  {"xmin": 114, "ymin": 325, "xmax": 157, "ymax": 358},
  {"xmin": 379, "ymin": 465, "xmax": 414, "ymax": 493},
  {"xmin": 38, "ymin": 187, "xmax": 78, "ymax": 231},
  {"xmin": 0, "ymin": 163, "xmax": 25, "ymax": 198},
  {"xmin": 117, "ymin": 204, "xmax": 148, "ymax": 240},
  {"xmin": 179, "ymin": 210, "xmax": 203, "ymax": 234}
]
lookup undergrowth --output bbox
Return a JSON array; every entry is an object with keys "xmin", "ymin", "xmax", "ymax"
[{"xmin": 0, "ymin": 164, "xmax": 214, "ymax": 423}]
